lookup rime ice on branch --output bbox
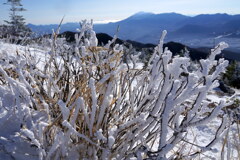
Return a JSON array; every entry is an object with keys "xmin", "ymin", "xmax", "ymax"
[{"xmin": 0, "ymin": 20, "xmax": 231, "ymax": 159}]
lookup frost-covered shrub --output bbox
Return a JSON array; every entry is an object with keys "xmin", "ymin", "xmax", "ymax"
[{"xmin": 0, "ymin": 20, "xmax": 231, "ymax": 159}]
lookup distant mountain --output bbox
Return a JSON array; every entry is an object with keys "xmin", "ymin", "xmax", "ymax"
[
  {"xmin": 28, "ymin": 12, "xmax": 240, "ymax": 49},
  {"xmin": 178, "ymin": 14, "xmax": 240, "ymax": 27},
  {"xmin": 93, "ymin": 12, "xmax": 189, "ymax": 43}
]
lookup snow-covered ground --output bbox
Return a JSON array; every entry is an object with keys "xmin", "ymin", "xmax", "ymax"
[
  {"xmin": 0, "ymin": 41, "xmax": 239, "ymax": 159},
  {"xmin": 187, "ymin": 89, "xmax": 240, "ymax": 159}
]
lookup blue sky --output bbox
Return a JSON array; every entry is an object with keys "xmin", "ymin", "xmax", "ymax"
[{"xmin": 0, "ymin": 0, "xmax": 240, "ymax": 24}]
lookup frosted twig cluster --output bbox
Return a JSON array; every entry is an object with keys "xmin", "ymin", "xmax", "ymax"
[{"xmin": 0, "ymin": 21, "xmax": 230, "ymax": 159}]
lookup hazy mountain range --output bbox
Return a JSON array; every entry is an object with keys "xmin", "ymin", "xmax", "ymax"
[{"xmin": 28, "ymin": 12, "xmax": 240, "ymax": 51}]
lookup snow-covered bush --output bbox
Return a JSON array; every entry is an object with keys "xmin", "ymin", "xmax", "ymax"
[{"xmin": 0, "ymin": 21, "xmax": 231, "ymax": 159}]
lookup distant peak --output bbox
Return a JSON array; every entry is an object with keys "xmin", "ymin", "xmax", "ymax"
[
  {"xmin": 130, "ymin": 11, "xmax": 154, "ymax": 18},
  {"xmin": 130, "ymin": 12, "xmax": 186, "ymax": 18},
  {"xmin": 162, "ymin": 12, "xmax": 179, "ymax": 15},
  {"xmin": 124, "ymin": 12, "xmax": 155, "ymax": 21},
  {"xmin": 134, "ymin": 11, "xmax": 154, "ymax": 15},
  {"xmin": 156, "ymin": 12, "xmax": 186, "ymax": 16}
]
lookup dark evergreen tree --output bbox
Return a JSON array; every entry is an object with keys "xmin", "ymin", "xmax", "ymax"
[
  {"xmin": 4, "ymin": 0, "xmax": 31, "ymax": 37},
  {"xmin": 223, "ymin": 61, "xmax": 240, "ymax": 89}
]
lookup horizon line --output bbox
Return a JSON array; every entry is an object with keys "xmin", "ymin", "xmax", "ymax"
[{"xmin": 2, "ymin": 11, "xmax": 240, "ymax": 26}]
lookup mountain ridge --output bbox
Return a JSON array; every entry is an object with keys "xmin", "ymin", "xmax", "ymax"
[{"xmin": 28, "ymin": 12, "xmax": 240, "ymax": 50}]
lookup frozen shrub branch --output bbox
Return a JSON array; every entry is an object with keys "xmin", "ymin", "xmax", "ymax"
[{"xmin": 0, "ymin": 21, "xmax": 231, "ymax": 159}]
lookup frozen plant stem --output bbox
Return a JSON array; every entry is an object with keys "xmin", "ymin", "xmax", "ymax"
[{"xmin": 0, "ymin": 20, "xmax": 231, "ymax": 159}]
